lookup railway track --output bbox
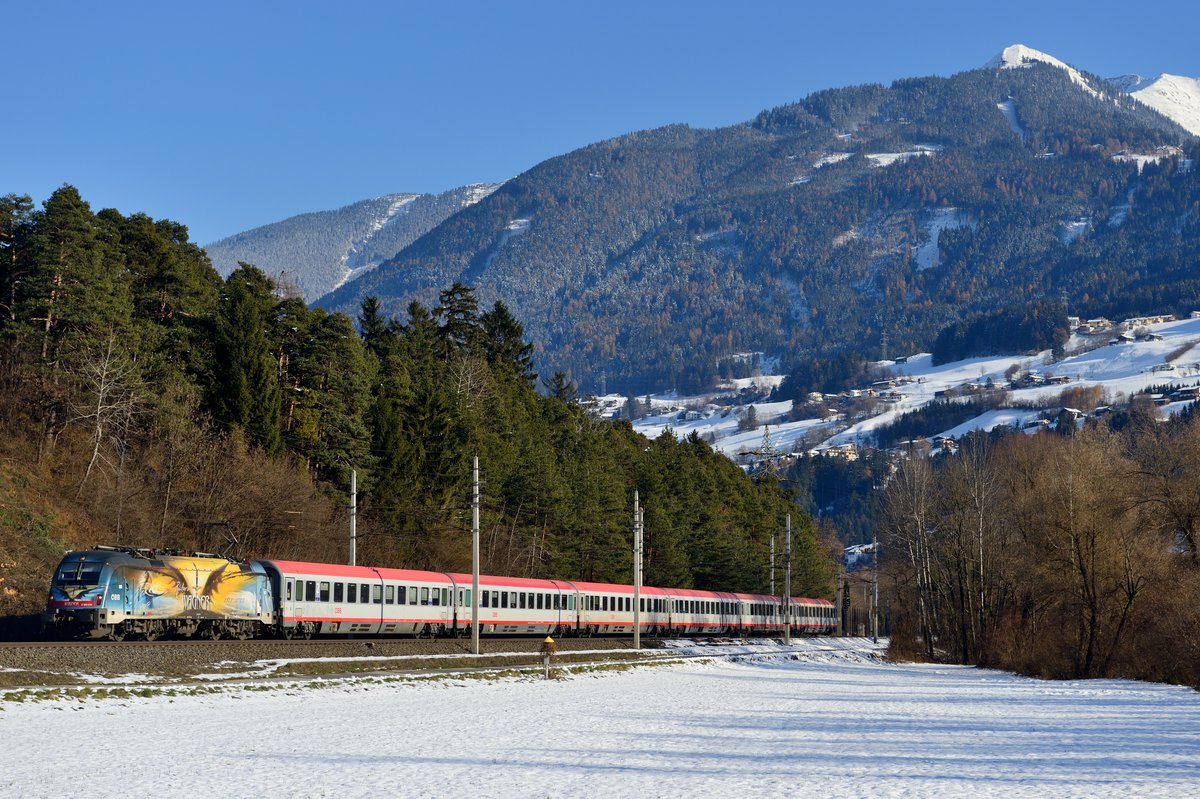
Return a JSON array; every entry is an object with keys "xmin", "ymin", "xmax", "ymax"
[{"xmin": 0, "ymin": 635, "xmax": 666, "ymax": 682}]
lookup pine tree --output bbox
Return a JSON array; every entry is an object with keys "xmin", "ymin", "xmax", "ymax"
[
  {"xmin": 213, "ymin": 265, "xmax": 282, "ymax": 456},
  {"xmin": 0, "ymin": 193, "xmax": 34, "ymax": 327},
  {"xmin": 22, "ymin": 185, "xmax": 131, "ymax": 365}
]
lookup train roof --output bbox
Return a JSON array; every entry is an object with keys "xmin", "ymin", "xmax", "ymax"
[
  {"xmin": 568, "ymin": 580, "xmax": 668, "ymax": 596},
  {"xmin": 443, "ymin": 573, "xmax": 570, "ymax": 591},
  {"xmin": 257, "ymin": 560, "xmax": 448, "ymax": 582}
]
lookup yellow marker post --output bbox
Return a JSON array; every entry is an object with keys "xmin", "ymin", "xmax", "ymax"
[{"xmin": 541, "ymin": 636, "xmax": 556, "ymax": 679}]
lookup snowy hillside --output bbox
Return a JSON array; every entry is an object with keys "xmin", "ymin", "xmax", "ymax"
[
  {"xmin": 620, "ymin": 314, "xmax": 1200, "ymax": 461},
  {"xmin": 1109, "ymin": 73, "xmax": 1200, "ymax": 136}
]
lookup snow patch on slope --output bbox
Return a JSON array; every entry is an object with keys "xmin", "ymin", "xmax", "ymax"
[
  {"xmin": 462, "ymin": 182, "xmax": 502, "ymax": 206},
  {"xmin": 995, "ymin": 98, "xmax": 1024, "ymax": 141},
  {"xmin": 986, "ymin": 44, "xmax": 1102, "ymax": 100},
  {"xmin": 915, "ymin": 209, "xmax": 975, "ymax": 272},
  {"xmin": 866, "ymin": 145, "xmax": 939, "ymax": 168},
  {"xmin": 333, "ymin": 195, "xmax": 418, "ymax": 291}
]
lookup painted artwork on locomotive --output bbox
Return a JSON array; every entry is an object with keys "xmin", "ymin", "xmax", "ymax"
[{"xmin": 115, "ymin": 556, "xmax": 269, "ymax": 618}]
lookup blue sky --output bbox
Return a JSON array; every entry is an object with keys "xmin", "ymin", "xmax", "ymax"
[{"xmin": 6, "ymin": 1, "xmax": 1198, "ymax": 245}]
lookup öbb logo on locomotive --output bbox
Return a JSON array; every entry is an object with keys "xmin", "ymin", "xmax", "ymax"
[{"xmin": 44, "ymin": 546, "xmax": 837, "ymax": 641}]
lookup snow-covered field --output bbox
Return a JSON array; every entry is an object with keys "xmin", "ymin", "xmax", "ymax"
[{"xmin": 4, "ymin": 640, "xmax": 1198, "ymax": 798}]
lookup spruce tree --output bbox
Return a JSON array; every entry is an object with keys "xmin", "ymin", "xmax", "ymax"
[{"xmin": 480, "ymin": 299, "xmax": 536, "ymax": 382}]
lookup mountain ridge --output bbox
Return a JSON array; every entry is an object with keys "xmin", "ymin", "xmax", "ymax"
[{"xmin": 203, "ymin": 183, "xmax": 501, "ymax": 300}]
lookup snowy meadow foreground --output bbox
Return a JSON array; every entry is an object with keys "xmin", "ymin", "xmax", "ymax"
[{"xmin": 3, "ymin": 640, "xmax": 1198, "ymax": 798}]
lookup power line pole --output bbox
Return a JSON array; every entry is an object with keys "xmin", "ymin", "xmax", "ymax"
[
  {"xmin": 872, "ymin": 528, "xmax": 879, "ymax": 643},
  {"xmin": 633, "ymin": 490, "xmax": 643, "ymax": 651},
  {"xmin": 471, "ymin": 455, "xmax": 481, "ymax": 655},
  {"xmin": 349, "ymin": 469, "xmax": 357, "ymax": 567},
  {"xmin": 783, "ymin": 514, "xmax": 792, "ymax": 645},
  {"xmin": 770, "ymin": 534, "xmax": 776, "ymax": 596}
]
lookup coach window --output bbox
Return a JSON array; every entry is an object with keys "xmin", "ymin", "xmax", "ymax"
[
  {"xmin": 500, "ymin": 592, "xmax": 509, "ymax": 609},
  {"xmin": 518, "ymin": 593, "xmax": 526, "ymax": 609},
  {"xmin": 373, "ymin": 585, "xmax": 382, "ymax": 604},
  {"xmin": 319, "ymin": 582, "xmax": 331, "ymax": 602},
  {"xmin": 509, "ymin": 592, "xmax": 517, "ymax": 607},
  {"xmin": 333, "ymin": 583, "xmax": 344, "ymax": 603},
  {"xmin": 385, "ymin": 585, "xmax": 395, "ymax": 604},
  {"xmin": 305, "ymin": 581, "xmax": 316, "ymax": 602},
  {"xmin": 358, "ymin": 583, "xmax": 367, "ymax": 602},
  {"xmin": 534, "ymin": 594, "xmax": 541, "ymax": 610},
  {"xmin": 430, "ymin": 589, "xmax": 439, "ymax": 606},
  {"xmin": 480, "ymin": 591, "xmax": 489, "ymax": 608},
  {"xmin": 347, "ymin": 584, "xmax": 357, "ymax": 603},
  {"xmin": 285, "ymin": 580, "xmax": 293, "ymax": 602}
]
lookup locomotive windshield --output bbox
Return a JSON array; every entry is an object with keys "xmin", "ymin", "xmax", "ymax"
[{"xmin": 55, "ymin": 560, "xmax": 103, "ymax": 587}]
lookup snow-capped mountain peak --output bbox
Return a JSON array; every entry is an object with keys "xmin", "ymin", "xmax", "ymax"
[
  {"xmin": 985, "ymin": 44, "xmax": 1101, "ymax": 99},
  {"xmin": 1108, "ymin": 72, "xmax": 1200, "ymax": 137}
]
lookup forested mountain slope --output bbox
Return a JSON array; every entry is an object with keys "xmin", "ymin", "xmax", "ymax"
[{"xmin": 320, "ymin": 49, "xmax": 1196, "ymax": 395}]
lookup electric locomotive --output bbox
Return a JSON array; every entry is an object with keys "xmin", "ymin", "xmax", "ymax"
[{"xmin": 42, "ymin": 547, "xmax": 274, "ymax": 640}]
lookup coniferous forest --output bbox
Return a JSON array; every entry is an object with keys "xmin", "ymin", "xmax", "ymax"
[{"xmin": 0, "ymin": 186, "xmax": 836, "ymax": 625}]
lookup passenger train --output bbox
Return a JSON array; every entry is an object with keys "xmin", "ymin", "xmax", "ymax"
[{"xmin": 42, "ymin": 547, "xmax": 837, "ymax": 641}]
